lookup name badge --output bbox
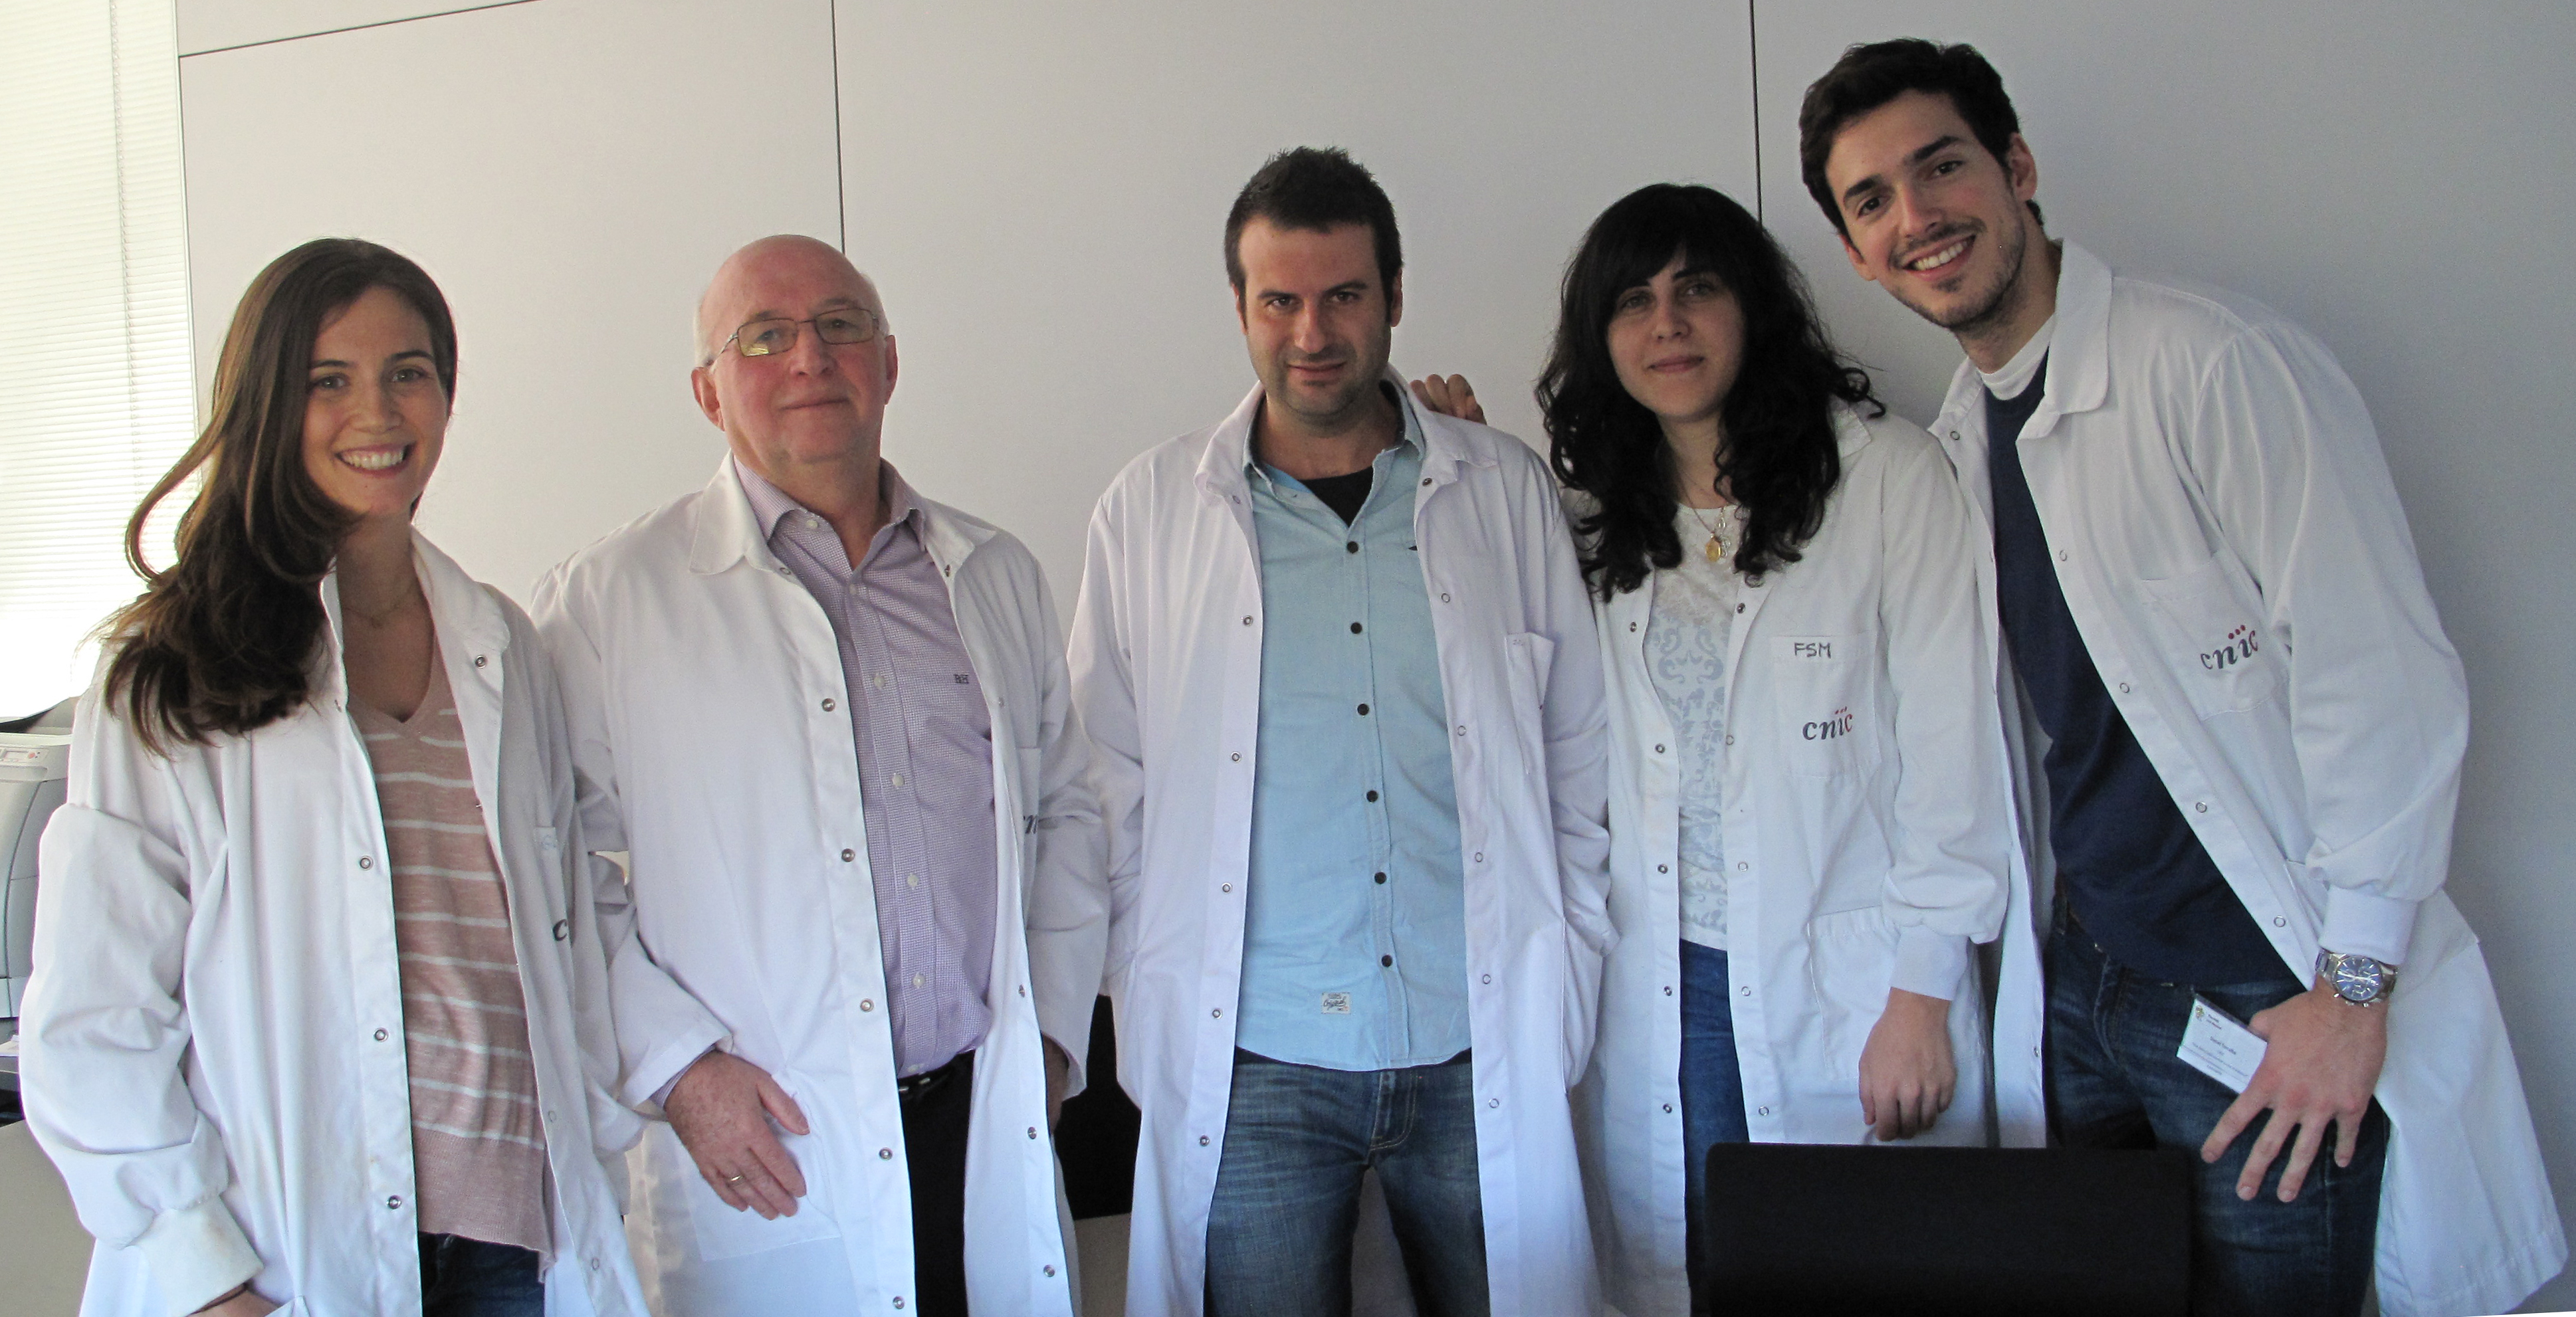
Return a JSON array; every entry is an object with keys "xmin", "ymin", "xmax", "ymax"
[{"xmin": 2178, "ymin": 995, "xmax": 2268, "ymax": 1092}]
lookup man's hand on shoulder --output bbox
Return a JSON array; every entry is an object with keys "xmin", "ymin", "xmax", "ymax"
[
  {"xmin": 1409, "ymin": 373, "xmax": 1485, "ymax": 425},
  {"xmin": 2199, "ymin": 979, "xmax": 2389, "ymax": 1202},
  {"xmin": 664, "ymin": 1050, "xmax": 811, "ymax": 1219}
]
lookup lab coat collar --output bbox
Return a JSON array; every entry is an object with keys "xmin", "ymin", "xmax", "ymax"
[
  {"xmin": 1934, "ymin": 239, "xmax": 2114, "ymax": 443},
  {"xmin": 1192, "ymin": 368, "xmax": 1493, "ymax": 505},
  {"xmin": 315, "ymin": 528, "xmax": 510, "ymax": 701}
]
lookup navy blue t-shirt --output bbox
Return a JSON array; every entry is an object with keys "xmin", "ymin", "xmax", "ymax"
[{"xmin": 1985, "ymin": 358, "xmax": 2284, "ymax": 985}]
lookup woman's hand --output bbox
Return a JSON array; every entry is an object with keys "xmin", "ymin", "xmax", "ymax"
[
  {"xmin": 194, "ymin": 1284, "xmax": 279, "ymax": 1316},
  {"xmin": 1858, "ymin": 987, "xmax": 1956, "ymax": 1140},
  {"xmin": 1408, "ymin": 373, "xmax": 1486, "ymax": 425}
]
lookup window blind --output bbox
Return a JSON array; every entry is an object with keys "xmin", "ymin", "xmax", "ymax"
[{"xmin": 0, "ymin": 0, "xmax": 189, "ymax": 718}]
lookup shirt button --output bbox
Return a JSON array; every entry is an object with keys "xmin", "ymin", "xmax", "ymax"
[
  {"xmin": 1381, "ymin": 955, "xmax": 1394, "ymax": 967},
  {"xmin": 880, "ymin": 1148, "xmax": 895, "ymax": 1160},
  {"xmin": 358, "ymin": 857, "xmax": 374, "ymax": 870},
  {"xmin": 1350, "ymin": 622, "xmax": 1364, "ymax": 634},
  {"xmin": 822, "ymin": 698, "xmax": 837, "ymax": 712},
  {"xmin": 1366, "ymin": 789, "xmax": 1379, "ymax": 802},
  {"xmin": 907, "ymin": 873, "xmax": 920, "ymax": 888},
  {"xmin": 914, "ymin": 973, "xmax": 925, "ymax": 987},
  {"xmin": 1346, "ymin": 542, "xmax": 1359, "ymax": 554},
  {"xmin": 374, "ymin": 1028, "xmax": 389, "ymax": 1041},
  {"xmin": 842, "ymin": 849, "xmax": 857, "ymax": 862},
  {"xmin": 1356, "ymin": 703, "xmax": 1370, "ymax": 716},
  {"xmin": 1374, "ymin": 872, "xmax": 1386, "ymax": 884},
  {"xmin": 891, "ymin": 773, "xmax": 904, "ymax": 787}
]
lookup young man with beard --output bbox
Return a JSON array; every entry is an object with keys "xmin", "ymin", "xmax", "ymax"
[
  {"xmin": 1800, "ymin": 38, "xmax": 2561, "ymax": 1317},
  {"xmin": 1067, "ymin": 148, "xmax": 1611, "ymax": 1317}
]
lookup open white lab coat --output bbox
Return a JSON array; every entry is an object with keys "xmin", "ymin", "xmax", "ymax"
[
  {"xmin": 1576, "ymin": 406, "xmax": 2038, "ymax": 1317},
  {"xmin": 23, "ymin": 532, "xmax": 647, "ymax": 1317},
  {"xmin": 532, "ymin": 460, "xmax": 1105, "ymax": 1317},
  {"xmin": 1931, "ymin": 241, "xmax": 2565, "ymax": 1317},
  {"xmin": 1067, "ymin": 378, "xmax": 1614, "ymax": 1317}
]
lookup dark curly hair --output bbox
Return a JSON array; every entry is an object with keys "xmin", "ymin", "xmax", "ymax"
[
  {"xmin": 1540, "ymin": 183, "xmax": 1879, "ymax": 598},
  {"xmin": 103, "ymin": 238, "xmax": 457, "ymax": 751}
]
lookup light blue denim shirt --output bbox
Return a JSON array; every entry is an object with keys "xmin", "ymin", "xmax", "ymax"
[{"xmin": 1235, "ymin": 401, "xmax": 1471, "ymax": 1072}]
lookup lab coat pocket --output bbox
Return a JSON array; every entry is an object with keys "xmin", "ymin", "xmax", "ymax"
[
  {"xmin": 1771, "ymin": 635, "xmax": 1878, "ymax": 777},
  {"xmin": 675, "ymin": 1072, "xmax": 839, "ymax": 1262},
  {"xmin": 2137, "ymin": 551, "xmax": 2281, "ymax": 720},
  {"xmin": 1804, "ymin": 905, "xmax": 1899, "ymax": 1084},
  {"xmin": 1504, "ymin": 632, "xmax": 1556, "ymax": 706}
]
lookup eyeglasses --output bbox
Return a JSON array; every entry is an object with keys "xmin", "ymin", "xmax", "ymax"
[{"xmin": 716, "ymin": 307, "xmax": 887, "ymax": 361}]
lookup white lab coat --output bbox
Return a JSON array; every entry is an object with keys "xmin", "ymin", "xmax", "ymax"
[
  {"xmin": 1067, "ymin": 377, "xmax": 1614, "ymax": 1317},
  {"xmin": 1575, "ymin": 406, "xmax": 2038, "ymax": 1317},
  {"xmin": 531, "ymin": 460, "xmax": 1106, "ymax": 1317},
  {"xmin": 22, "ymin": 532, "xmax": 648, "ymax": 1317},
  {"xmin": 1930, "ymin": 241, "xmax": 2565, "ymax": 1317}
]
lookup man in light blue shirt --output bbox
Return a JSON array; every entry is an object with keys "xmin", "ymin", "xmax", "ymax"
[{"xmin": 1239, "ymin": 406, "xmax": 1470, "ymax": 1072}]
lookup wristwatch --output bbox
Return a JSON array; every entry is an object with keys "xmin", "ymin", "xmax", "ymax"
[{"xmin": 2316, "ymin": 949, "xmax": 2399, "ymax": 1007}]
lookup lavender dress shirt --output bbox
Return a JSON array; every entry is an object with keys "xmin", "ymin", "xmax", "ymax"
[{"xmin": 738, "ymin": 458, "xmax": 998, "ymax": 1077}]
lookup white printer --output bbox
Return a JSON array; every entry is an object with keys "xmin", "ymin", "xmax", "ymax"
[{"xmin": 1, "ymin": 731, "xmax": 72, "ymax": 1021}]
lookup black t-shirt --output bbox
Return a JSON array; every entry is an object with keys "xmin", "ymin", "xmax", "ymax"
[
  {"xmin": 1303, "ymin": 468, "xmax": 1374, "ymax": 525},
  {"xmin": 1985, "ymin": 357, "xmax": 2285, "ymax": 985}
]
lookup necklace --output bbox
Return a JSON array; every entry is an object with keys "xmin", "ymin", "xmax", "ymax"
[{"xmin": 1684, "ymin": 501, "xmax": 1737, "ymax": 564}]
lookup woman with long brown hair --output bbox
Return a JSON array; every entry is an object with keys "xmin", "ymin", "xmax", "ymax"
[{"xmin": 21, "ymin": 239, "xmax": 646, "ymax": 1317}]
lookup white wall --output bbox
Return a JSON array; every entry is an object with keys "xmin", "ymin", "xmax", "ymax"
[
  {"xmin": 171, "ymin": 1, "xmax": 2576, "ymax": 1309},
  {"xmin": 1751, "ymin": 8, "xmax": 2576, "ymax": 1308},
  {"xmin": 180, "ymin": 0, "xmax": 840, "ymax": 600}
]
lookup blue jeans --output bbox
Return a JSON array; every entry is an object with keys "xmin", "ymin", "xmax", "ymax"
[
  {"xmin": 2048, "ymin": 915, "xmax": 2387, "ymax": 1317},
  {"xmin": 1205, "ymin": 1049, "xmax": 1487, "ymax": 1317},
  {"xmin": 418, "ymin": 1233, "xmax": 542, "ymax": 1317},
  {"xmin": 1679, "ymin": 940, "xmax": 1749, "ymax": 1304}
]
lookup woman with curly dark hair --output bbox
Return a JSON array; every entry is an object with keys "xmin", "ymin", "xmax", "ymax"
[
  {"xmin": 21, "ymin": 239, "xmax": 647, "ymax": 1317},
  {"xmin": 1420, "ymin": 182, "xmax": 2029, "ymax": 1313}
]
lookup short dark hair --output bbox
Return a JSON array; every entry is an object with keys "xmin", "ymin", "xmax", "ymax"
[
  {"xmin": 1796, "ymin": 38, "xmax": 2041, "ymax": 238},
  {"xmin": 1224, "ymin": 146, "xmax": 1402, "ymax": 299},
  {"xmin": 1540, "ymin": 183, "xmax": 1879, "ymax": 596}
]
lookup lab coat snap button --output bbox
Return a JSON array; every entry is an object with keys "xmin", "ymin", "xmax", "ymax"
[
  {"xmin": 374, "ymin": 1028, "xmax": 389, "ymax": 1041},
  {"xmin": 387, "ymin": 1195, "xmax": 403, "ymax": 1210},
  {"xmin": 1200, "ymin": 1136, "xmax": 1212, "ymax": 1146},
  {"xmin": 880, "ymin": 1148, "xmax": 894, "ymax": 1160},
  {"xmin": 358, "ymin": 857, "xmax": 374, "ymax": 870}
]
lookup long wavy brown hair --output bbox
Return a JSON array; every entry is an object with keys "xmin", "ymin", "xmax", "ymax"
[{"xmin": 103, "ymin": 239, "xmax": 457, "ymax": 751}]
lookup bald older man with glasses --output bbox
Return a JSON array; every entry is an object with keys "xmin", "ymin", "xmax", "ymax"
[{"xmin": 534, "ymin": 235, "xmax": 1107, "ymax": 1316}]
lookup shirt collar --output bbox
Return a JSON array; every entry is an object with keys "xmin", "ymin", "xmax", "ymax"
[
  {"xmin": 1243, "ymin": 379, "xmax": 1425, "ymax": 491},
  {"xmin": 732, "ymin": 455, "xmax": 920, "ymax": 543}
]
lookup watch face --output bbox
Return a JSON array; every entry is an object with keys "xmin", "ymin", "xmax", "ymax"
[{"xmin": 2330, "ymin": 955, "xmax": 2387, "ymax": 1003}]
